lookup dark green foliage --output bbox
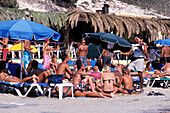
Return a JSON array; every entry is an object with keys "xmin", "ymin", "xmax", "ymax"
[
  {"xmin": 0, "ymin": 8, "xmax": 67, "ymax": 31},
  {"xmin": 0, "ymin": 0, "xmax": 19, "ymax": 8},
  {"xmin": 118, "ymin": 0, "xmax": 169, "ymax": 17}
]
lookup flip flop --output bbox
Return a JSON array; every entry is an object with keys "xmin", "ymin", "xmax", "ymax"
[{"xmin": 147, "ymin": 91, "xmax": 154, "ymax": 96}]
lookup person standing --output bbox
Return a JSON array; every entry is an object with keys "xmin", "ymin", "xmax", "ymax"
[
  {"xmin": 0, "ymin": 38, "xmax": 9, "ymax": 61},
  {"xmin": 161, "ymin": 45, "xmax": 170, "ymax": 63},
  {"xmin": 120, "ymin": 36, "xmax": 149, "ymax": 92},
  {"xmin": 77, "ymin": 38, "xmax": 88, "ymax": 67},
  {"xmin": 22, "ymin": 40, "xmax": 33, "ymax": 70},
  {"xmin": 43, "ymin": 39, "xmax": 52, "ymax": 69},
  {"xmin": 99, "ymin": 49, "xmax": 113, "ymax": 65}
]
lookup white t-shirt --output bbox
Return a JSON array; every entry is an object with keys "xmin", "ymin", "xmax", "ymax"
[{"xmin": 132, "ymin": 44, "xmax": 145, "ymax": 58}]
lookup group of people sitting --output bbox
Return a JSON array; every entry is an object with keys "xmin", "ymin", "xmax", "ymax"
[
  {"xmin": 0, "ymin": 53, "xmax": 139, "ymax": 98},
  {"xmin": 0, "ymin": 40, "xmax": 169, "ymax": 98}
]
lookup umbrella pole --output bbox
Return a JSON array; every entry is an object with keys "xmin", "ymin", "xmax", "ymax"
[
  {"xmin": 20, "ymin": 40, "xmax": 23, "ymax": 79},
  {"xmin": 97, "ymin": 46, "xmax": 101, "ymax": 57}
]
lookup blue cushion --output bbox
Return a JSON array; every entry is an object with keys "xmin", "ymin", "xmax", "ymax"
[
  {"xmin": 8, "ymin": 63, "xmax": 20, "ymax": 77},
  {"xmin": 38, "ymin": 63, "xmax": 46, "ymax": 70}
]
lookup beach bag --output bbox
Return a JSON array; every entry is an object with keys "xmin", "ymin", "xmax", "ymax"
[{"xmin": 47, "ymin": 75, "xmax": 63, "ymax": 84}]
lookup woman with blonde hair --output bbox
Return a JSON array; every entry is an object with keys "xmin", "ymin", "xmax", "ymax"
[{"xmin": 100, "ymin": 65, "xmax": 118, "ymax": 94}]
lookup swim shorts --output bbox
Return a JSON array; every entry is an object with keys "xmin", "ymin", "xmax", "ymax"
[{"xmin": 79, "ymin": 56, "xmax": 88, "ymax": 67}]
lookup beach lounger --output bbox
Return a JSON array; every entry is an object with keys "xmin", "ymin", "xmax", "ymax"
[
  {"xmin": 132, "ymin": 76, "xmax": 150, "ymax": 87},
  {"xmin": 149, "ymin": 78, "xmax": 170, "ymax": 88},
  {"xmin": 0, "ymin": 81, "xmax": 48, "ymax": 97}
]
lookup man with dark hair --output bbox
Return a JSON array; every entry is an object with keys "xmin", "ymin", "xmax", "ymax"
[
  {"xmin": 120, "ymin": 35, "xmax": 149, "ymax": 92},
  {"xmin": 77, "ymin": 38, "xmax": 88, "ymax": 67},
  {"xmin": 56, "ymin": 54, "xmax": 72, "ymax": 80},
  {"xmin": 116, "ymin": 67, "xmax": 134, "ymax": 94},
  {"xmin": 26, "ymin": 60, "xmax": 49, "ymax": 83},
  {"xmin": 31, "ymin": 60, "xmax": 39, "ymax": 69}
]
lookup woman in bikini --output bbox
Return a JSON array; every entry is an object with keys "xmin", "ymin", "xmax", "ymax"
[
  {"xmin": 0, "ymin": 71, "xmax": 39, "ymax": 83},
  {"xmin": 43, "ymin": 39, "xmax": 52, "ymax": 69},
  {"xmin": 100, "ymin": 65, "xmax": 118, "ymax": 94}
]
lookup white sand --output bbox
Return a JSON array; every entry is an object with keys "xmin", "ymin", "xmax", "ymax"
[{"xmin": 0, "ymin": 87, "xmax": 170, "ymax": 113}]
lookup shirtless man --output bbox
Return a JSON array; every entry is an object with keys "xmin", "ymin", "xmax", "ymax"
[
  {"xmin": 99, "ymin": 49, "xmax": 113, "ymax": 65},
  {"xmin": 0, "ymin": 38, "xmax": 9, "ymax": 61},
  {"xmin": 56, "ymin": 54, "xmax": 72, "ymax": 80},
  {"xmin": 117, "ymin": 67, "xmax": 134, "ymax": 94},
  {"xmin": 0, "ymin": 61, "xmax": 38, "ymax": 83},
  {"xmin": 26, "ymin": 60, "xmax": 49, "ymax": 83},
  {"xmin": 73, "ymin": 60, "xmax": 109, "ymax": 98},
  {"xmin": 22, "ymin": 40, "xmax": 33, "ymax": 69},
  {"xmin": 43, "ymin": 39, "xmax": 52, "ymax": 69},
  {"xmin": 161, "ymin": 45, "xmax": 170, "ymax": 63},
  {"xmin": 77, "ymin": 38, "xmax": 88, "ymax": 67}
]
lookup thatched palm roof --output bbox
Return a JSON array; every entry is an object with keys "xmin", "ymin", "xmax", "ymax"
[
  {"xmin": 0, "ymin": 8, "xmax": 169, "ymax": 43},
  {"xmin": 66, "ymin": 11, "xmax": 170, "ymax": 42}
]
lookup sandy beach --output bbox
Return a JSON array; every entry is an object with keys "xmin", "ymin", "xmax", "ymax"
[{"xmin": 0, "ymin": 87, "xmax": 170, "ymax": 113}]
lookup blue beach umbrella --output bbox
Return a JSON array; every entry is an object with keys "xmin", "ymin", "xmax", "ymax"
[
  {"xmin": 0, "ymin": 19, "xmax": 61, "ymax": 79},
  {"xmin": 0, "ymin": 19, "xmax": 60, "ymax": 41},
  {"xmin": 87, "ymin": 43, "xmax": 103, "ymax": 59},
  {"xmin": 155, "ymin": 39, "xmax": 170, "ymax": 46},
  {"xmin": 84, "ymin": 33, "xmax": 132, "ymax": 52}
]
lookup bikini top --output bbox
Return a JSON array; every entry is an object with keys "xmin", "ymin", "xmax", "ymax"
[{"xmin": 103, "ymin": 79, "xmax": 114, "ymax": 83}]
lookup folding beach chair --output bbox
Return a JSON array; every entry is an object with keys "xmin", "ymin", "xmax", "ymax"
[
  {"xmin": 0, "ymin": 81, "xmax": 48, "ymax": 97},
  {"xmin": 149, "ymin": 78, "xmax": 170, "ymax": 88}
]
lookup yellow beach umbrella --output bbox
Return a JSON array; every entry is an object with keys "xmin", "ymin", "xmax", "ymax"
[{"xmin": 9, "ymin": 43, "xmax": 38, "ymax": 52}]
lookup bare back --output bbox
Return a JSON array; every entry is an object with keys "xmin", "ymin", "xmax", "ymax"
[
  {"xmin": 101, "ymin": 72, "xmax": 116, "ymax": 91},
  {"xmin": 161, "ymin": 46, "xmax": 170, "ymax": 57},
  {"xmin": 122, "ymin": 75, "xmax": 133, "ymax": 90},
  {"xmin": 77, "ymin": 45, "xmax": 88, "ymax": 57},
  {"xmin": 103, "ymin": 49, "xmax": 111, "ymax": 56},
  {"xmin": 56, "ymin": 62, "xmax": 72, "ymax": 79}
]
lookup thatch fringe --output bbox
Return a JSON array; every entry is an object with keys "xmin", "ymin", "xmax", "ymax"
[{"xmin": 66, "ymin": 11, "xmax": 170, "ymax": 42}]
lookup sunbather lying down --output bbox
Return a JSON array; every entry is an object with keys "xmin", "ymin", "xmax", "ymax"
[
  {"xmin": 0, "ymin": 60, "xmax": 39, "ymax": 83},
  {"xmin": 0, "ymin": 71, "xmax": 39, "ymax": 83},
  {"xmin": 130, "ymin": 70, "xmax": 169, "ymax": 79}
]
